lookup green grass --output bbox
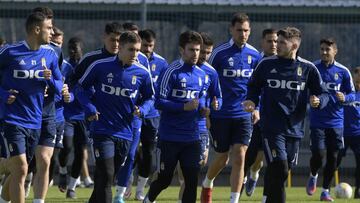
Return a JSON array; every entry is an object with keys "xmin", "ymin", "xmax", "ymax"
[{"xmin": 25, "ymin": 186, "xmax": 359, "ymax": 203}]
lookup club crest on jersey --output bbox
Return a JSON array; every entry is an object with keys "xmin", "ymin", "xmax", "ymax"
[
  {"xmin": 107, "ymin": 73, "xmax": 114, "ymax": 83},
  {"xmin": 180, "ymin": 78, "xmax": 187, "ymax": 88},
  {"xmin": 272, "ymin": 149, "xmax": 277, "ymax": 158},
  {"xmin": 297, "ymin": 66, "xmax": 302, "ymax": 76},
  {"xmin": 95, "ymin": 149, "xmax": 100, "ymax": 158},
  {"xmin": 151, "ymin": 64, "xmax": 156, "ymax": 71},
  {"xmin": 205, "ymin": 75, "xmax": 209, "ymax": 84},
  {"xmin": 8, "ymin": 144, "xmax": 13, "ymax": 152},
  {"xmin": 247, "ymin": 55, "xmax": 252, "ymax": 64},
  {"xmin": 132, "ymin": 75, "xmax": 137, "ymax": 85},
  {"xmin": 228, "ymin": 57, "xmax": 234, "ymax": 67},
  {"xmin": 334, "ymin": 73, "xmax": 339, "ymax": 81},
  {"xmin": 199, "ymin": 77, "xmax": 202, "ymax": 86}
]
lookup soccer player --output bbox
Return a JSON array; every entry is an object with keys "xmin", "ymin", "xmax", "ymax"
[
  {"xmin": 201, "ymin": 13, "xmax": 261, "ymax": 203},
  {"xmin": 242, "ymin": 28, "xmax": 277, "ymax": 197},
  {"xmin": 113, "ymin": 29, "xmax": 168, "ymax": 202},
  {"xmin": 51, "ymin": 26, "xmax": 64, "ymax": 47},
  {"xmin": 143, "ymin": 30, "xmax": 207, "ymax": 203},
  {"xmin": 77, "ymin": 31, "xmax": 154, "ymax": 203},
  {"xmin": 242, "ymin": 27, "xmax": 329, "ymax": 203},
  {"xmin": 0, "ymin": 36, "xmax": 6, "ymax": 47},
  {"xmin": 337, "ymin": 66, "xmax": 360, "ymax": 199},
  {"xmin": 306, "ymin": 38, "xmax": 355, "ymax": 201},
  {"xmin": 0, "ymin": 11, "xmax": 63, "ymax": 203}
]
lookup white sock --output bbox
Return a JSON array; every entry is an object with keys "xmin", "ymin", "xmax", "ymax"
[
  {"xmin": 115, "ymin": 186, "xmax": 126, "ymax": 197},
  {"xmin": 250, "ymin": 169, "xmax": 259, "ymax": 181},
  {"xmin": 230, "ymin": 192, "xmax": 240, "ymax": 203},
  {"xmin": 202, "ymin": 176, "xmax": 214, "ymax": 188},
  {"xmin": 33, "ymin": 199, "xmax": 44, "ymax": 203},
  {"xmin": 144, "ymin": 196, "xmax": 153, "ymax": 203},
  {"xmin": 26, "ymin": 172, "xmax": 33, "ymax": 181},
  {"xmin": 310, "ymin": 173, "xmax": 318, "ymax": 178},
  {"xmin": 0, "ymin": 185, "xmax": 2, "ymax": 195},
  {"xmin": 84, "ymin": 176, "xmax": 93, "ymax": 185},
  {"xmin": 59, "ymin": 166, "xmax": 67, "ymax": 174},
  {"xmin": 0, "ymin": 196, "xmax": 9, "ymax": 203},
  {"xmin": 136, "ymin": 176, "xmax": 148, "ymax": 192},
  {"xmin": 322, "ymin": 188, "xmax": 329, "ymax": 192},
  {"xmin": 262, "ymin": 196, "xmax": 267, "ymax": 203},
  {"xmin": 68, "ymin": 177, "xmax": 78, "ymax": 191}
]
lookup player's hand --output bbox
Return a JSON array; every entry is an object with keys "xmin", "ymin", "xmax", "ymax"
[
  {"xmin": 211, "ymin": 96, "xmax": 219, "ymax": 110},
  {"xmin": 87, "ymin": 112, "xmax": 100, "ymax": 121},
  {"xmin": 42, "ymin": 62, "xmax": 52, "ymax": 80},
  {"xmin": 61, "ymin": 84, "xmax": 69, "ymax": 94},
  {"xmin": 310, "ymin": 95, "xmax": 320, "ymax": 108},
  {"xmin": 200, "ymin": 107, "xmax": 210, "ymax": 117},
  {"xmin": 62, "ymin": 84, "xmax": 71, "ymax": 103},
  {"xmin": 335, "ymin": 92, "xmax": 345, "ymax": 102},
  {"xmin": 252, "ymin": 110, "xmax": 260, "ymax": 125},
  {"xmin": 242, "ymin": 100, "xmax": 255, "ymax": 112},
  {"xmin": 6, "ymin": 89, "xmax": 18, "ymax": 104},
  {"xmin": 184, "ymin": 99, "xmax": 199, "ymax": 111},
  {"xmin": 133, "ymin": 105, "xmax": 141, "ymax": 117}
]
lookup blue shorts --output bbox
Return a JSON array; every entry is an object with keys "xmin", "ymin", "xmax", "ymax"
[
  {"xmin": 3, "ymin": 122, "xmax": 40, "ymax": 162},
  {"xmin": 248, "ymin": 122, "xmax": 262, "ymax": 151},
  {"xmin": 200, "ymin": 131, "xmax": 209, "ymax": 160},
  {"xmin": 263, "ymin": 133, "xmax": 300, "ymax": 169},
  {"xmin": 140, "ymin": 117, "xmax": 159, "ymax": 142},
  {"xmin": 155, "ymin": 140, "xmax": 201, "ymax": 173},
  {"xmin": 0, "ymin": 121, "xmax": 8, "ymax": 158},
  {"xmin": 38, "ymin": 119, "xmax": 57, "ymax": 147},
  {"xmin": 92, "ymin": 134, "xmax": 130, "ymax": 164},
  {"xmin": 55, "ymin": 121, "xmax": 65, "ymax": 148},
  {"xmin": 64, "ymin": 120, "xmax": 89, "ymax": 145},
  {"xmin": 210, "ymin": 116, "xmax": 252, "ymax": 153},
  {"xmin": 339, "ymin": 136, "xmax": 360, "ymax": 157},
  {"xmin": 310, "ymin": 128, "xmax": 344, "ymax": 152}
]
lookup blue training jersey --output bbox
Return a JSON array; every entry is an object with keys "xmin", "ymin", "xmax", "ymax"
[
  {"xmin": 247, "ymin": 55, "xmax": 329, "ymax": 138},
  {"xmin": 78, "ymin": 56, "xmax": 154, "ymax": 140},
  {"xmin": 209, "ymin": 39, "xmax": 261, "ymax": 118},
  {"xmin": 198, "ymin": 61, "xmax": 223, "ymax": 133},
  {"xmin": 144, "ymin": 52, "xmax": 168, "ymax": 119},
  {"xmin": 310, "ymin": 60, "xmax": 355, "ymax": 128},
  {"xmin": 343, "ymin": 91, "xmax": 360, "ymax": 136},
  {"xmin": 0, "ymin": 41, "xmax": 63, "ymax": 129},
  {"xmin": 156, "ymin": 59, "xmax": 207, "ymax": 142}
]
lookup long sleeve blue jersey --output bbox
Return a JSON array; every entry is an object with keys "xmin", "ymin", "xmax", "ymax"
[
  {"xmin": 78, "ymin": 56, "xmax": 154, "ymax": 140},
  {"xmin": 343, "ymin": 91, "xmax": 360, "ymax": 136},
  {"xmin": 310, "ymin": 60, "xmax": 355, "ymax": 128},
  {"xmin": 247, "ymin": 55, "xmax": 329, "ymax": 138},
  {"xmin": 209, "ymin": 39, "xmax": 261, "ymax": 118},
  {"xmin": 198, "ymin": 61, "xmax": 223, "ymax": 133},
  {"xmin": 144, "ymin": 52, "xmax": 168, "ymax": 119},
  {"xmin": 156, "ymin": 59, "xmax": 207, "ymax": 142},
  {"xmin": 0, "ymin": 41, "xmax": 63, "ymax": 129}
]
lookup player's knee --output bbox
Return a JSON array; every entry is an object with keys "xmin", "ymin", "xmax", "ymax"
[
  {"xmin": 215, "ymin": 152, "xmax": 229, "ymax": 167},
  {"xmin": 9, "ymin": 156, "xmax": 28, "ymax": 177}
]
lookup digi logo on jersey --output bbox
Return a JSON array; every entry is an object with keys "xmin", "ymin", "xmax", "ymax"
[
  {"xmin": 171, "ymin": 89, "xmax": 200, "ymax": 99},
  {"xmin": 324, "ymin": 82, "xmax": 341, "ymax": 91},
  {"xmin": 223, "ymin": 69, "xmax": 253, "ymax": 78},
  {"xmin": 13, "ymin": 69, "xmax": 44, "ymax": 79},
  {"xmin": 267, "ymin": 79, "xmax": 306, "ymax": 90},
  {"xmin": 101, "ymin": 84, "xmax": 138, "ymax": 98}
]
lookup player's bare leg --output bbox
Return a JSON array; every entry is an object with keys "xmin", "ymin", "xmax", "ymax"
[
  {"xmin": 230, "ymin": 144, "xmax": 247, "ymax": 203},
  {"xmin": 33, "ymin": 146, "xmax": 54, "ymax": 201}
]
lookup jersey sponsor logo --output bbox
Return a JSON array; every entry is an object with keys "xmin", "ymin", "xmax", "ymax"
[
  {"xmin": 132, "ymin": 76, "xmax": 137, "ymax": 85},
  {"xmin": 19, "ymin": 59, "xmax": 26, "ymax": 65},
  {"xmin": 228, "ymin": 57, "xmax": 234, "ymax": 67},
  {"xmin": 171, "ymin": 89, "xmax": 200, "ymax": 99},
  {"xmin": 334, "ymin": 73, "xmax": 339, "ymax": 81},
  {"xmin": 107, "ymin": 73, "xmax": 114, "ymax": 83},
  {"xmin": 297, "ymin": 66, "xmax": 302, "ymax": 76},
  {"xmin": 247, "ymin": 55, "xmax": 252, "ymax": 64},
  {"xmin": 151, "ymin": 64, "xmax": 156, "ymax": 71},
  {"xmin": 101, "ymin": 84, "xmax": 138, "ymax": 98},
  {"xmin": 13, "ymin": 69, "xmax": 45, "ymax": 79},
  {"xmin": 267, "ymin": 79, "xmax": 306, "ymax": 90},
  {"xmin": 223, "ymin": 69, "xmax": 253, "ymax": 78},
  {"xmin": 324, "ymin": 82, "xmax": 341, "ymax": 91},
  {"xmin": 180, "ymin": 78, "xmax": 187, "ymax": 88}
]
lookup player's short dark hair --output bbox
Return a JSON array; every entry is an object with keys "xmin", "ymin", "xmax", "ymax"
[
  {"xmin": 353, "ymin": 66, "xmax": 360, "ymax": 75},
  {"xmin": 320, "ymin": 38, "xmax": 337, "ymax": 49},
  {"xmin": 262, "ymin": 28, "xmax": 277, "ymax": 38},
  {"xmin": 123, "ymin": 22, "xmax": 139, "ymax": 32},
  {"xmin": 53, "ymin": 26, "xmax": 64, "ymax": 37},
  {"xmin": 120, "ymin": 31, "xmax": 141, "ymax": 45},
  {"xmin": 104, "ymin": 22, "xmax": 123, "ymax": 35},
  {"xmin": 25, "ymin": 12, "xmax": 48, "ymax": 34},
  {"xmin": 139, "ymin": 29, "xmax": 156, "ymax": 42},
  {"xmin": 277, "ymin": 27, "xmax": 301, "ymax": 40},
  {"xmin": 68, "ymin": 37, "xmax": 83, "ymax": 47},
  {"xmin": 179, "ymin": 31, "xmax": 203, "ymax": 49},
  {"xmin": 231, "ymin": 12, "xmax": 250, "ymax": 26},
  {"xmin": 199, "ymin": 32, "xmax": 213, "ymax": 47},
  {"xmin": 32, "ymin": 6, "xmax": 53, "ymax": 19}
]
